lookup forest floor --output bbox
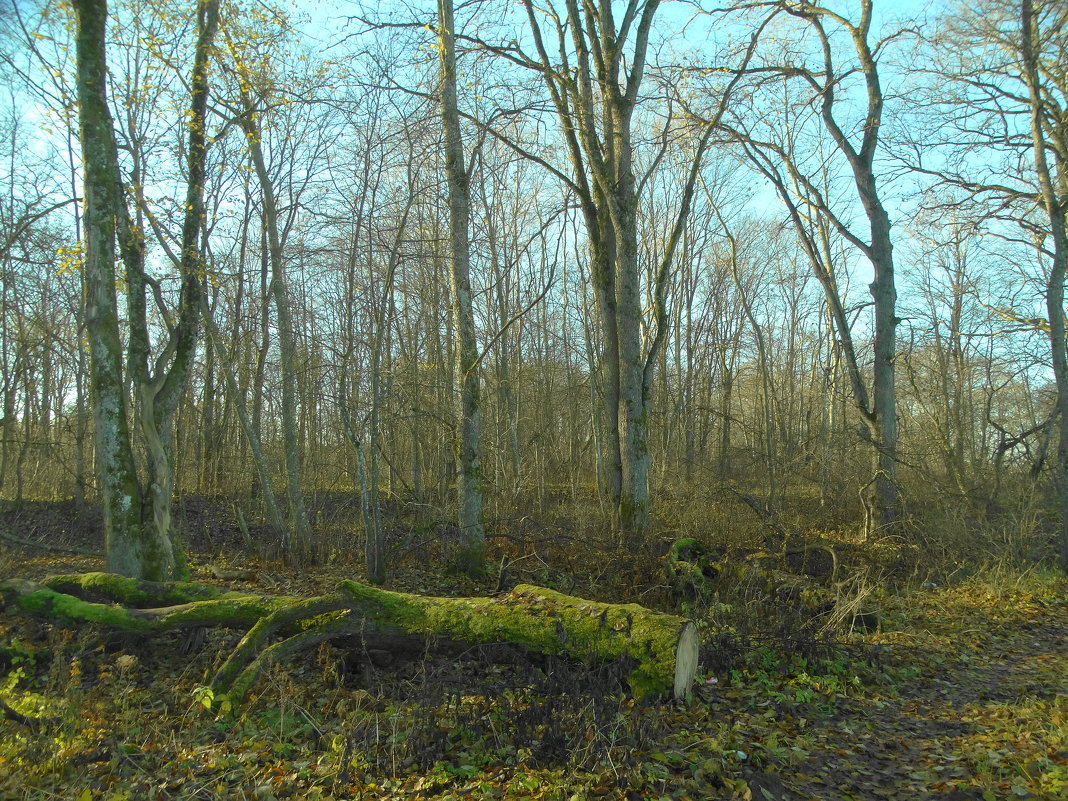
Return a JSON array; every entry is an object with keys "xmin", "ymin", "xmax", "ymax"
[{"xmin": 0, "ymin": 501, "xmax": 1066, "ymax": 800}]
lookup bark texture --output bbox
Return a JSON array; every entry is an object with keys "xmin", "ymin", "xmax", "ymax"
[{"xmin": 75, "ymin": 0, "xmax": 145, "ymax": 577}]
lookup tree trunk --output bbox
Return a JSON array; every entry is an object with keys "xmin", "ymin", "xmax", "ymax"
[
  {"xmin": 1021, "ymin": 0, "xmax": 1068, "ymax": 571},
  {"xmin": 74, "ymin": 0, "xmax": 148, "ymax": 577},
  {"xmin": 72, "ymin": 0, "xmax": 220, "ymax": 580},
  {"xmin": 715, "ymin": 0, "xmax": 899, "ymax": 535},
  {"xmin": 0, "ymin": 573, "xmax": 700, "ymax": 703},
  {"xmin": 438, "ymin": 0, "xmax": 485, "ymax": 576}
]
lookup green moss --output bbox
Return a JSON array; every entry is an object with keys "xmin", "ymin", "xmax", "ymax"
[
  {"xmin": 667, "ymin": 538, "xmax": 704, "ymax": 564},
  {"xmin": 16, "ymin": 589, "xmax": 155, "ymax": 633},
  {"xmin": 44, "ymin": 573, "xmax": 152, "ymax": 605},
  {"xmin": 13, "ymin": 577, "xmax": 286, "ymax": 634},
  {"xmin": 43, "ymin": 572, "xmax": 225, "ymax": 607},
  {"xmin": 9, "ymin": 574, "xmax": 693, "ymax": 703},
  {"xmin": 138, "ymin": 537, "xmax": 175, "ymax": 584},
  {"xmin": 225, "ymin": 612, "xmax": 358, "ymax": 701},
  {"xmin": 212, "ymin": 595, "xmax": 352, "ymax": 697},
  {"xmin": 156, "ymin": 596, "xmax": 284, "ymax": 628},
  {"xmin": 300, "ymin": 610, "xmax": 349, "ymax": 631},
  {"xmin": 337, "ymin": 581, "xmax": 688, "ymax": 698}
]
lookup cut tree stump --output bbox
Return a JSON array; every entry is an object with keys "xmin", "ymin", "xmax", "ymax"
[{"xmin": 0, "ymin": 572, "xmax": 699, "ymax": 703}]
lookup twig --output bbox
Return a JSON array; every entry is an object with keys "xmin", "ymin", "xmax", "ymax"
[
  {"xmin": 0, "ymin": 527, "xmax": 101, "ymax": 557},
  {"xmin": 0, "ymin": 696, "xmax": 59, "ymax": 728}
]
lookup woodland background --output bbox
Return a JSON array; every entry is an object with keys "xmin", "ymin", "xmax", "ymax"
[
  {"xmin": 0, "ymin": 0, "xmax": 1065, "ymax": 576},
  {"xmin": 2, "ymin": 2, "xmax": 1068, "ymax": 800}
]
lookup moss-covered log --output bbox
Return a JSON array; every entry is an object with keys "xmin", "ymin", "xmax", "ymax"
[
  {"xmin": 0, "ymin": 573, "xmax": 699, "ymax": 702},
  {"xmin": 43, "ymin": 572, "xmax": 235, "ymax": 606},
  {"xmin": 336, "ymin": 582, "xmax": 699, "ymax": 700}
]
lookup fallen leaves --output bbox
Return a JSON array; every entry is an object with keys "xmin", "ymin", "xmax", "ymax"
[{"xmin": 2, "ymin": 554, "xmax": 1068, "ymax": 800}]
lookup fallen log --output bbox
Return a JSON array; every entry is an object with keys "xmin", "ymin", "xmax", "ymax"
[
  {"xmin": 0, "ymin": 574, "xmax": 285, "ymax": 632},
  {"xmin": 337, "ymin": 581, "xmax": 699, "ymax": 700},
  {"xmin": 0, "ymin": 573, "xmax": 699, "ymax": 702}
]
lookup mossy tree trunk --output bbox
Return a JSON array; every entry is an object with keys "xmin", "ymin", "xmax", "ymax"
[
  {"xmin": 74, "ymin": 0, "xmax": 145, "ymax": 578},
  {"xmin": 0, "ymin": 573, "xmax": 699, "ymax": 703},
  {"xmin": 72, "ymin": 0, "xmax": 221, "ymax": 581}
]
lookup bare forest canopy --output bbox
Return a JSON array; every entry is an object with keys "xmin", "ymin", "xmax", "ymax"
[{"xmin": 0, "ymin": 0, "xmax": 1065, "ymax": 573}]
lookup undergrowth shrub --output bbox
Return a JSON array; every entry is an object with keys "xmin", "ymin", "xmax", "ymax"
[{"xmin": 906, "ymin": 483, "xmax": 1055, "ymax": 575}]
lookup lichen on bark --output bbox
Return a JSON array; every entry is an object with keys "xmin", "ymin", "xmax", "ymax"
[{"xmin": 72, "ymin": 0, "xmax": 221, "ymax": 582}]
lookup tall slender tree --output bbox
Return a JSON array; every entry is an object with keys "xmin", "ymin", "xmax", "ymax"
[
  {"xmin": 437, "ymin": 0, "xmax": 485, "ymax": 575},
  {"xmin": 714, "ymin": 0, "xmax": 901, "ymax": 535},
  {"xmin": 499, "ymin": 0, "xmax": 739, "ymax": 541}
]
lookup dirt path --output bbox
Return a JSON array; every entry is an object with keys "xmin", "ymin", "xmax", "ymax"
[{"xmin": 742, "ymin": 591, "xmax": 1068, "ymax": 800}]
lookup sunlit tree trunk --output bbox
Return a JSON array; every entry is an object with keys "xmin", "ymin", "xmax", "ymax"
[
  {"xmin": 438, "ymin": 0, "xmax": 485, "ymax": 576},
  {"xmin": 1020, "ymin": 0, "xmax": 1068, "ymax": 570}
]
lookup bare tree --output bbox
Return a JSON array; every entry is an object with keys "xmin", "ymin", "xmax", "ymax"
[
  {"xmin": 1020, "ymin": 0, "xmax": 1068, "ymax": 569},
  {"xmin": 913, "ymin": 0, "xmax": 1068, "ymax": 566},
  {"xmin": 477, "ymin": 0, "xmax": 751, "ymax": 541},
  {"xmin": 712, "ymin": 0, "xmax": 904, "ymax": 535},
  {"xmin": 218, "ymin": 10, "xmax": 341, "ymax": 566}
]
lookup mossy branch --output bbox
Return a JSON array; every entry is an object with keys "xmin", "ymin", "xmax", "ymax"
[
  {"xmin": 42, "ymin": 572, "xmax": 232, "ymax": 606},
  {"xmin": 223, "ymin": 613, "xmax": 363, "ymax": 703},
  {"xmin": 211, "ymin": 593, "xmax": 350, "ymax": 696},
  {"xmin": 1, "ymin": 578, "xmax": 286, "ymax": 633}
]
